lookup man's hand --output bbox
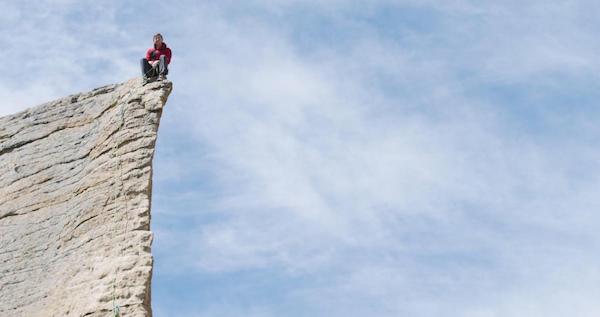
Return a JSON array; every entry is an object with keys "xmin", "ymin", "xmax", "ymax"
[{"xmin": 150, "ymin": 60, "xmax": 159, "ymax": 67}]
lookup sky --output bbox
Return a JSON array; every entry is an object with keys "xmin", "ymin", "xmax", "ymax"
[{"xmin": 2, "ymin": 1, "xmax": 600, "ymax": 316}]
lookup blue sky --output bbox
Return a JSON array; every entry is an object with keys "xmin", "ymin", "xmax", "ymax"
[{"xmin": 3, "ymin": 1, "xmax": 600, "ymax": 316}]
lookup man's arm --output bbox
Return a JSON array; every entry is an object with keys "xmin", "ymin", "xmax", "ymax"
[
  {"xmin": 146, "ymin": 48, "xmax": 159, "ymax": 66},
  {"xmin": 166, "ymin": 48, "xmax": 172, "ymax": 64}
]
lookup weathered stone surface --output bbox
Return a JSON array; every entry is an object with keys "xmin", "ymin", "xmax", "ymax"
[{"xmin": 0, "ymin": 78, "xmax": 172, "ymax": 317}]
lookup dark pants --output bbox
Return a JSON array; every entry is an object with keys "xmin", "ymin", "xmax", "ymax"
[{"xmin": 140, "ymin": 55, "xmax": 168, "ymax": 78}]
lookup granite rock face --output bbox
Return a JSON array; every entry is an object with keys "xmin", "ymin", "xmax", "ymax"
[{"xmin": 0, "ymin": 78, "xmax": 172, "ymax": 317}]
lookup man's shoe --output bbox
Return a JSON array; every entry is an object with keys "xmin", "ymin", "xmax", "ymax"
[{"xmin": 158, "ymin": 75, "xmax": 167, "ymax": 81}]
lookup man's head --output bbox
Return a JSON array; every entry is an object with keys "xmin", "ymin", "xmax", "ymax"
[{"xmin": 153, "ymin": 33, "xmax": 164, "ymax": 48}]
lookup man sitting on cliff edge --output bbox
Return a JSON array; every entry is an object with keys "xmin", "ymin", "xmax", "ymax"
[{"xmin": 140, "ymin": 33, "xmax": 172, "ymax": 84}]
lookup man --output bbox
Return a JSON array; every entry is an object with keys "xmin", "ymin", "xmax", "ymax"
[{"xmin": 140, "ymin": 33, "xmax": 172, "ymax": 83}]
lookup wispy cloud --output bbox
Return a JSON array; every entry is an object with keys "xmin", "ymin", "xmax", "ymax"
[
  {"xmin": 153, "ymin": 2, "xmax": 600, "ymax": 315},
  {"xmin": 0, "ymin": 1, "xmax": 149, "ymax": 114}
]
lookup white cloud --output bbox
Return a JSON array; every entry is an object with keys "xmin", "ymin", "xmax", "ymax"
[
  {"xmin": 154, "ymin": 2, "xmax": 600, "ymax": 315},
  {"xmin": 0, "ymin": 1, "xmax": 144, "ymax": 113}
]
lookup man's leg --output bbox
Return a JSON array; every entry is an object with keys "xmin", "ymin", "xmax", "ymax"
[
  {"xmin": 158, "ymin": 55, "xmax": 168, "ymax": 79},
  {"xmin": 140, "ymin": 58, "xmax": 155, "ymax": 79}
]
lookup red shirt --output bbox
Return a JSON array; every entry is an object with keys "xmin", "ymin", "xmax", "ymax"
[{"xmin": 146, "ymin": 43, "xmax": 172, "ymax": 64}]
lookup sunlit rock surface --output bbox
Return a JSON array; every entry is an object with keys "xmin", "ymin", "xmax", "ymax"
[{"xmin": 0, "ymin": 78, "xmax": 172, "ymax": 317}]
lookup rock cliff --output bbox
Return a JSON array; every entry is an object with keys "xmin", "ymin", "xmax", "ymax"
[{"xmin": 0, "ymin": 79, "xmax": 173, "ymax": 317}]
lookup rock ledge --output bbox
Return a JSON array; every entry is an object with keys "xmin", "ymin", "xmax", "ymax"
[{"xmin": 0, "ymin": 78, "xmax": 172, "ymax": 317}]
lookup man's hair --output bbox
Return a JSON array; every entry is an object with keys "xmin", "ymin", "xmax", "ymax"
[{"xmin": 153, "ymin": 33, "xmax": 163, "ymax": 40}]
